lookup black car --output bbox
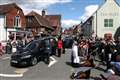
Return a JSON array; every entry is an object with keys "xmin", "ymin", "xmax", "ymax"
[
  {"xmin": 10, "ymin": 37, "xmax": 57, "ymax": 66},
  {"xmin": 63, "ymin": 37, "xmax": 73, "ymax": 49}
]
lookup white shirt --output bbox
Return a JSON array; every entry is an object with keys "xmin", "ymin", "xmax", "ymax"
[{"xmin": 72, "ymin": 45, "xmax": 79, "ymax": 63}]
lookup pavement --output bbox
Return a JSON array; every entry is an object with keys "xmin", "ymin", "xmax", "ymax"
[{"xmin": 0, "ymin": 49, "xmax": 119, "ymax": 80}]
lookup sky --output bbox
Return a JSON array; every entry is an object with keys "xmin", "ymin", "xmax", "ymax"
[{"xmin": 0, "ymin": 0, "xmax": 120, "ymax": 29}]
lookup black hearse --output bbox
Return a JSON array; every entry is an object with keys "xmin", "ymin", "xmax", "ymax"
[
  {"xmin": 10, "ymin": 37, "xmax": 57, "ymax": 66},
  {"xmin": 63, "ymin": 37, "xmax": 73, "ymax": 49}
]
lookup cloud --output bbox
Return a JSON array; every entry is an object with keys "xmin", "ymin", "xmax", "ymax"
[
  {"xmin": 80, "ymin": 5, "xmax": 99, "ymax": 22},
  {"xmin": 62, "ymin": 19, "xmax": 80, "ymax": 29},
  {"xmin": 0, "ymin": 0, "xmax": 72, "ymax": 14},
  {"xmin": 20, "ymin": 5, "xmax": 44, "ymax": 15},
  {"xmin": 0, "ymin": 0, "xmax": 72, "ymax": 4},
  {"xmin": 28, "ymin": 0, "xmax": 72, "ymax": 3}
]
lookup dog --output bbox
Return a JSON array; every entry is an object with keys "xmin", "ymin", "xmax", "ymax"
[
  {"xmin": 70, "ymin": 69, "xmax": 91, "ymax": 79},
  {"xmin": 81, "ymin": 56, "xmax": 95, "ymax": 67}
]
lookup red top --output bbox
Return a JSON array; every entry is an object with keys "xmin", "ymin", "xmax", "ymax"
[{"xmin": 57, "ymin": 40, "xmax": 63, "ymax": 49}]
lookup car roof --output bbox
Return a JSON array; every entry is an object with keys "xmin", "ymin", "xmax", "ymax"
[
  {"xmin": 35, "ymin": 36, "xmax": 55, "ymax": 42},
  {"xmin": 25, "ymin": 37, "xmax": 55, "ymax": 48}
]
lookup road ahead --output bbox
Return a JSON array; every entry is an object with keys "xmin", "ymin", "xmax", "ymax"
[{"xmin": 0, "ymin": 49, "xmax": 108, "ymax": 80}]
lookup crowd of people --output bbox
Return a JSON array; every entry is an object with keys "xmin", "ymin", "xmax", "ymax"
[
  {"xmin": 0, "ymin": 33, "xmax": 120, "ymax": 79},
  {"xmin": 0, "ymin": 33, "xmax": 34, "ymax": 56},
  {"xmin": 70, "ymin": 35, "xmax": 120, "ymax": 78}
]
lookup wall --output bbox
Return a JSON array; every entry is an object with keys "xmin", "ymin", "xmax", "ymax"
[
  {"xmin": 0, "ymin": 7, "xmax": 26, "ymax": 41},
  {"xmin": 93, "ymin": 0, "xmax": 120, "ymax": 38},
  {"xmin": 0, "ymin": 15, "xmax": 6, "ymax": 41},
  {"xmin": 6, "ymin": 8, "xmax": 26, "ymax": 28}
]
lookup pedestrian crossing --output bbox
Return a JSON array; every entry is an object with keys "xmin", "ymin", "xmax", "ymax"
[
  {"xmin": 0, "ymin": 73, "xmax": 23, "ymax": 77},
  {"xmin": 48, "ymin": 56, "xmax": 57, "ymax": 67},
  {"xmin": 0, "ymin": 68, "xmax": 28, "ymax": 77}
]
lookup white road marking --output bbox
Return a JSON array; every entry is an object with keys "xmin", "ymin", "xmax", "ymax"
[
  {"xmin": 48, "ymin": 56, "xmax": 57, "ymax": 67},
  {"xmin": 14, "ymin": 68, "xmax": 28, "ymax": 74},
  {"xmin": 2, "ymin": 57, "xmax": 10, "ymax": 60},
  {"xmin": 0, "ymin": 73, "xmax": 23, "ymax": 77},
  {"xmin": 0, "ymin": 68, "xmax": 28, "ymax": 78}
]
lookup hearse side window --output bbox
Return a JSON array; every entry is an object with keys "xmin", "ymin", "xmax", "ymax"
[
  {"xmin": 24, "ymin": 41, "xmax": 37, "ymax": 50},
  {"xmin": 44, "ymin": 40, "xmax": 50, "ymax": 47},
  {"xmin": 39, "ymin": 41, "xmax": 45, "ymax": 48}
]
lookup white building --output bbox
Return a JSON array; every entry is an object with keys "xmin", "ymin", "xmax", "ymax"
[
  {"xmin": 0, "ymin": 15, "xmax": 6, "ymax": 41},
  {"xmin": 82, "ymin": 0, "xmax": 120, "ymax": 39}
]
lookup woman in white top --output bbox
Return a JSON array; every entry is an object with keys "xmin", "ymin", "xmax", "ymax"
[{"xmin": 71, "ymin": 41, "xmax": 80, "ymax": 67}]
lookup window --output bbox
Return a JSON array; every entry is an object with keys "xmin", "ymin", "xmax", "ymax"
[
  {"xmin": 44, "ymin": 40, "xmax": 50, "ymax": 47},
  {"xmin": 28, "ymin": 17, "xmax": 32, "ymax": 23},
  {"xmin": 104, "ymin": 19, "xmax": 113, "ymax": 27},
  {"xmin": 14, "ymin": 16, "xmax": 20, "ymax": 27},
  {"xmin": 109, "ymin": 19, "xmax": 113, "ymax": 27},
  {"xmin": 104, "ymin": 19, "xmax": 108, "ymax": 27}
]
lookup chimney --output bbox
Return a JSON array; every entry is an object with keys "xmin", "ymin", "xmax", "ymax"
[{"xmin": 42, "ymin": 9, "xmax": 46, "ymax": 17}]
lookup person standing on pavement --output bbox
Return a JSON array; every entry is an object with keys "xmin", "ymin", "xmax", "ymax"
[
  {"xmin": 79, "ymin": 40, "xmax": 89, "ymax": 59},
  {"xmin": 71, "ymin": 41, "xmax": 80, "ymax": 67},
  {"xmin": 115, "ymin": 36, "xmax": 120, "ymax": 54},
  {"xmin": 0, "ymin": 42, "xmax": 4, "ymax": 56},
  {"xmin": 6, "ymin": 40, "xmax": 12, "ymax": 54},
  {"xmin": 57, "ymin": 36, "xmax": 63, "ymax": 57},
  {"xmin": 16, "ymin": 39, "xmax": 24, "ymax": 51},
  {"xmin": 50, "ymin": 38, "xmax": 57, "ymax": 56},
  {"xmin": 104, "ymin": 39, "xmax": 115, "ymax": 71}
]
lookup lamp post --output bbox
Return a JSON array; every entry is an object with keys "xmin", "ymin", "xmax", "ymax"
[
  {"xmin": 14, "ymin": 26, "xmax": 17, "ymax": 42},
  {"xmin": 4, "ymin": 26, "xmax": 7, "ymax": 41}
]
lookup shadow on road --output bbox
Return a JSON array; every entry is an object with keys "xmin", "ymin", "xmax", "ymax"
[
  {"xmin": 90, "ymin": 76, "xmax": 102, "ymax": 80},
  {"xmin": 65, "ymin": 62, "xmax": 80, "ymax": 68},
  {"xmin": 65, "ymin": 62, "xmax": 72, "ymax": 66},
  {"xmin": 95, "ymin": 67, "xmax": 105, "ymax": 72},
  {"xmin": 11, "ymin": 64, "xmax": 31, "ymax": 68}
]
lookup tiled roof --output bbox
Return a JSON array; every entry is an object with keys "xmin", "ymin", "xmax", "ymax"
[
  {"xmin": 26, "ymin": 11, "xmax": 54, "ymax": 30},
  {"xmin": 45, "ymin": 15, "xmax": 61, "ymax": 28},
  {"xmin": 0, "ymin": 3, "xmax": 22, "ymax": 14}
]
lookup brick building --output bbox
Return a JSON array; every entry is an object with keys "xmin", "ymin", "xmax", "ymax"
[
  {"xmin": 0, "ymin": 3, "xmax": 26, "ymax": 41},
  {"xmin": 41, "ymin": 10, "xmax": 61, "ymax": 35},
  {"xmin": 26, "ymin": 11, "xmax": 54, "ymax": 36}
]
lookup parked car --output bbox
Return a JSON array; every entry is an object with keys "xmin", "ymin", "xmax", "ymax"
[
  {"xmin": 10, "ymin": 37, "xmax": 57, "ymax": 66},
  {"xmin": 63, "ymin": 37, "xmax": 73, "ymax": 49}
]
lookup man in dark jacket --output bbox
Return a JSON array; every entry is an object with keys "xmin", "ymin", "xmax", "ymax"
[
  {"xmin": 104, "ymin": 40, "xmax": 115, "ymax": 71},
  {"xmin": 6, "ymin": 41, "xmax": 12, "ymax": 54}
]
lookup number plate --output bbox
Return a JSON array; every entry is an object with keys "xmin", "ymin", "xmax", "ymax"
[{"xmin": 11, "ymin": 60, "xmax": 18, "ymax": 63}]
